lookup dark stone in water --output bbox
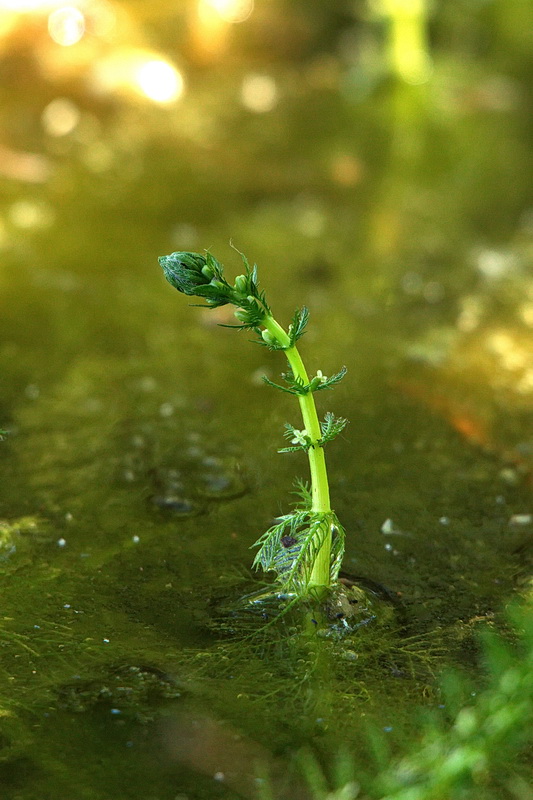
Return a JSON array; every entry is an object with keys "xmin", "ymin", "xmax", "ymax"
[
  {"xmin": 57, "ymin": 664, "xmax": 182, "ymax": 719},
  {"xmin": 146, "ymin": 452, "xmax": 247, "ymax": 514},
  {"xmin": 197, "ymin": 470, "xmax": 245, "ymax": 499},
  {"xmin": 150, "ymin": 495, "xmax": 201, "ymax": 516}
]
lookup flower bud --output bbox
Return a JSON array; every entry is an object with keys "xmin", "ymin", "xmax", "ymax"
[
  {"xmin": 158, "ymin": 251, "xmax": 232, "ymax": 307},
  {"xmin": 261, "ymin": 329, "xmax": 277, "ymax": 346},
  {"xmin": 234, "ymin": 275, "xmax": 248, "ymax": 296},
  {"xmin": 234, "ymin": 308, "xmax": 250, "ymax": 323},
  {"xmin": 159, "ymin": 252, "xmax": 208, "ymax": 294}
]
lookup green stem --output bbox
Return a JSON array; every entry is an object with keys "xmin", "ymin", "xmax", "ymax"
[{"xmin": 263, "ymin": 315, "xmax": 332, "ymax": 591}]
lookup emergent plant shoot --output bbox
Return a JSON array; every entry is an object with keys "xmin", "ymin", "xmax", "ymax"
[{"xmin": 158, "ymin": 249, "xmax": 347, "ymax": 599}]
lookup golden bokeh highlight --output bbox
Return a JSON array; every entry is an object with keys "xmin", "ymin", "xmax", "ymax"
[
  {"xmin": 48, "ymin": 6, "xmax": 85, "ymax": 46},
  {"xmin": 90, "ymin": 49, "xmax": 185, "ymax": 104},
  {"xmin": 240, "ymin": 74, "xmax": 278, "ymax": 113}
]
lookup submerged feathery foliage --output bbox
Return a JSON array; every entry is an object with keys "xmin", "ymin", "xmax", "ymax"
[
  {"xmin": 158, "ymin": 248, "xmax": 347, "ymax": 598},
  {"xmin": 252, "ymin": 512, "xmax": 345, "ymax": 595},
  {"xmin": 254, "ymin": 603, "xmax": 533, "ymax": 800}
]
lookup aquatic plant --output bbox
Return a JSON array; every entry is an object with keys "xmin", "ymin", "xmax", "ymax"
[
  {"xmin": 158, "ymin": 248, "xmax": 347, "ymax": 599},
  {"xmin": 257, "ymin": 603, "xmax": 533, "ymax": 800}
]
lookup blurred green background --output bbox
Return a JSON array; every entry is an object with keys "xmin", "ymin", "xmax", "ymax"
[{"xmin": 0, "ymin": 1, "xmax": 532, "ymax": 798}]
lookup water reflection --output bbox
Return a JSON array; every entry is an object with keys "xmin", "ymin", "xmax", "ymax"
[{"xmin": 0, "ymin": 1, "xmax": 532, "ymax": 797}]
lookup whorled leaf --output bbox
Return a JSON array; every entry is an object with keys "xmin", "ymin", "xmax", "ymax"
[
  {"xmin": 262, "ymin": 366, "xmax": 347, "ymax": 397},
  {"xmin": 288, "ymin": 307, "xmax": 310, "ymax": 347},
  {"xmin": 252, "ymin": 510, "xmax": 345, "ymax": 594},
  {"xmin": 312, "ymin": 366, "xmax": 347, "ymax": 392},
  {"xmin": 278, "ymin": 423, "xmax": 313, "ymax": 453},
  {"xmin": 318, "ymin": 412, "xmax": 348, "ymax": 446}
]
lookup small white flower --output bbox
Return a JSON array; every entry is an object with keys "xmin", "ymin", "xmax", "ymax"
[
  {"xmin": 291, "ymin": 428, "xmax": 309, "ymax": 445},
  {"xmin": 316, "ymin": 370, "xmax": 328, "ymax": 384}
]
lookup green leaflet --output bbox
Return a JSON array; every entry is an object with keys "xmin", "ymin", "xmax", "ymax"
[
  {"xmin": 288, "ymin": 306, "xmax": 309, "ymax": 346},
  {"xmin": 252, "ymin": 510, "xmax": 346, "ymax": 594},
  {"xmin": 319, "ymin": 411, "xmax": 348, "ymax": 445},
  {"xmin": 262, "ymin": 366, "xmax": 347, "ymax": 396}
]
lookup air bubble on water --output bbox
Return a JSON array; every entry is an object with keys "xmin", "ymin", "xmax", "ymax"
[{"xmin": 380, "ymin": 518, "xmax": 409, "ymax": 536}]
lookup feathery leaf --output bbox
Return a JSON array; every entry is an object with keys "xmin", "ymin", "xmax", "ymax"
[
  {"xmin": 319, "ymin": 412, "xmax": 348, "ymax": 445},
  {"xmin": 288, "ymin": 307, "xmax": 310, "ymax": 347},
  {"xmin": 313, "ymin": 366, "xmax": 347, "ymax": 392},
  {"xmin": 252, "ymin": 511, "xmax": 345, "ymax": 593}
]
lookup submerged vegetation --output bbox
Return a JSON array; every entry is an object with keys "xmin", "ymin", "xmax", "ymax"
[
  {"xmin": 159, "ymin": 248, "xmax": 348, "ymax": 599},
  {"xmin": 257, "ymin": 603, "xmax": 533, "ymax": 800}
]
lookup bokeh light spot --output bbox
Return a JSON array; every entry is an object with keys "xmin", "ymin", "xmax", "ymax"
[
  {"xmin": 136, "ymin": 60, "xmax": 184, "ymax": 104},
  {"xmin": 48, "ymin": 6, "xmax": 85, "ymax": 46},
  {"xmin": 8, "ymin": 200, "xmax": 55, "ymax": 230},
  {"xmin": 201, "ymin": 0, "xmax": 253, "ymax": 24},
  {"xmin": 241, "ymin": 74, "xmax": 278, "ymax": 113},
  {"xmin": 41, "ymin": 97, "xmax": 81, "ymax": 137},
  {"xmin": 90, "ymin": 50, "xmax": 185, "ymax": 105}
]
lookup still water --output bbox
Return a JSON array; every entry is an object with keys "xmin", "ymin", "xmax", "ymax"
[{"xmin": 0, "ymin": 2, "xmax": 532, "ymax": 798}]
